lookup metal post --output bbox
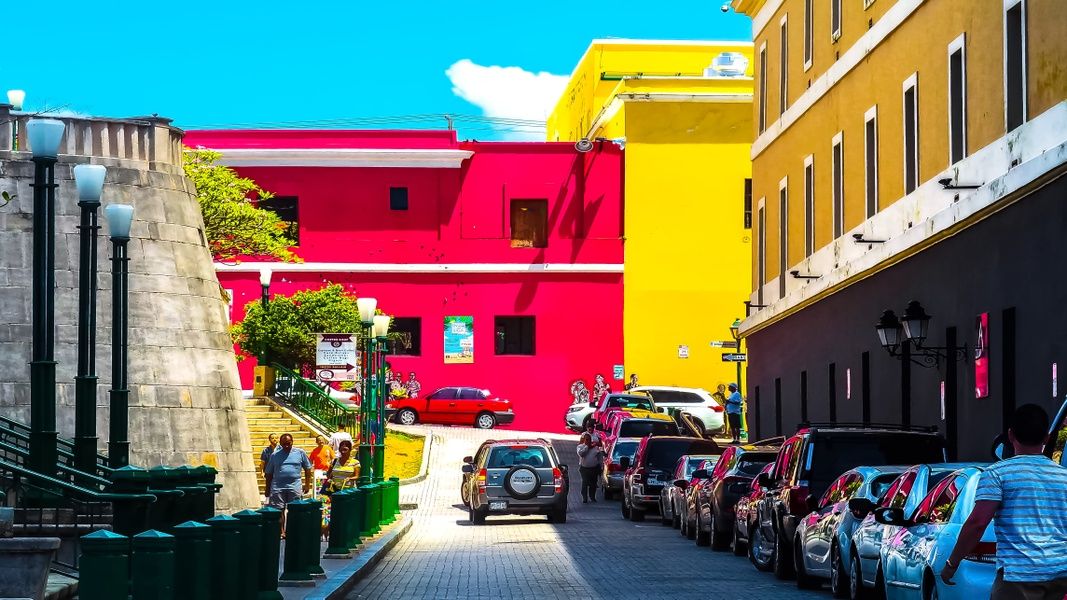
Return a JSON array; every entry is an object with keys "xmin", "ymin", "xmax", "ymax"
[
  {"xmin": 28, "ymin": 155, "xmax": 58, "ymax": 476},
  {"xmin": 736, "ymin": 336, "xmax": 746, "ymax": 441},
  {"xmin": 108, "ymin": 236, "xmax": 130, "ymax": 468},
  {"xmin": 74, "ymin": 188, "xmax": 102, "ymax": 472},
  {"xmin": 258, "ymin": 283, "xmax": 269, "ymax": 365},
  {"xmin": 357, "ymin": 326, "xmax": 373, "ymax": 484},
  {"xmin": 131, "ymin": 530, "xmax": 176, "ymax": 600},
  {"xmin": 373, "ymin": 337, "xmax": 387, "ymax": 482}
]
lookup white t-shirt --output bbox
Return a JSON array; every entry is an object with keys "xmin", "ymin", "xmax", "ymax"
[{"xmin": 329, "ymin": 431, "xmax": 353, "ymax": 454}]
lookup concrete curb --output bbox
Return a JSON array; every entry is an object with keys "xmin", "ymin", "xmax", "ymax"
[
  {"xmin": 395, "ymin": 428, "xmax": 433, "ymax": 486},
  {"xmin": 303, "ymin": 516, "xmax": 412, "ymax": 600}
]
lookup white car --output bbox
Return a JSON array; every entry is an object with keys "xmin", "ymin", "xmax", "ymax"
[
  {"xmin": 564, "ymin": 399, "xmax": 596, "ymax": 432},
  {"xmin": 627, "ymin": 386, "xmax": 725, "ymax": 436}
]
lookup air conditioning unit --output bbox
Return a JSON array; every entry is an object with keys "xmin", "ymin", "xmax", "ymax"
[{"xmin": 706, "ymin": 52, "xmax": 750, "ymax": 77}]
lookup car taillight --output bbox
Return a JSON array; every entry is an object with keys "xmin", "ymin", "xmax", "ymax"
[
  {"xmin": 553, "ymin": 467, "xmax": 563, "ymax": 493},
  {"xmin": 964, "ymin": 541, "xmax": 997, "ymax": 563},
  {"xmin": 607, "ymin": 462, "xmax": 622, "ymax": 473},
  {"xmin": 477, "ymin": 468, "xmax": 487, "ymax": 494},
  {"xmin": 711, "ymin": 404, "xmax": 724, "ymax": 412}
]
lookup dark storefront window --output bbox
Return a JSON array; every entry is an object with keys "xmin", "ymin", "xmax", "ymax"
[
  {"xmin": 495, "ymin": 316, "xmax": 535, "ymax": 355},
  {"xmin": 258, "ymin": 196, "xmax": 299, "ymax": 244},
  {"xmin": 390, "ymin": 187, "xmax": 409, "ymax": 211},
  {"xmin": 389, "ymin": 317, "xmax": 421, "ymax": 356},
  {"xmin": 510, "ymin": 200, "xmax": 548, "ymax": 248}
]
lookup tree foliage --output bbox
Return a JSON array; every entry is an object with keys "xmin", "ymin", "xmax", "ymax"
[
  {"xmin": 231, "ymin": 285, "xmax": 366, "ymax": 372},
  {"xmin": 183, "ymin": 147, "xmax": 297, "ymax": 262}
]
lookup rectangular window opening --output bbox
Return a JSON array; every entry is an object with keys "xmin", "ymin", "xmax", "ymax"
[
  {"xmin": 831, "ymin": 0, "xmax": 842, "ymax": 41},
  {"xmin": 389, "ymin": 186, "xmax": 409, "ymax": 211},
  {"xmin": 865, "ymin": 108, "xmax": 879, "ymax": 218},
  {"xmin": 800, "ymin": 370, "xmax": 809, "ymax": 423},
  {"xmin": 778, "ymin": 182, "xmax": 788, "ymax": 299},
  {"xmin": 744, "ymin": 178, "xmax": 753, "ymax": 229},
  {"xmin": 758, "ymin": 44, "xmax": 768, "ymax": 133},
  {"xmin": 903, "ymin": 75, "xmax": 919, "ymax": 194},
  {"xmin": 832, "ymin": 135, "xmax": 844, "ymax": 238},
  {"xmin": 510, "ymin": 199, "xmax": 548, "ymax": 248},
  {"xmin": 949, "ymin": 37, "xmax": 967, "ymax": 163},
  {"xmin": 757, "ymin": 204, "xmax": 766, "ymax": 306},
  {"xmin": 389, "ymin": 317, "xmax": 422, "ymax": 356},
  {"xmin": 257, "ymin": 196, "xmax": 299, "ymax": 244},
  {"xmin": 1005, "ymin": 1, "xmax": 1027, "ymax": 132},
  {"xmin": 804, "ymin": 157, "xmax": 814, "ymax": 256},
  {"xmin": 494, "ymin": 316, "xmax": 535, "ymax": 355},
  {"xmin": 780, "ymin": 17, "xmax": 789, "ymax": 115},
  {"xmin": 803, "ymin": 0, "xmax": 813, "ymax": 67}
]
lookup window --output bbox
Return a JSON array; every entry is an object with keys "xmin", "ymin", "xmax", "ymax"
[
  {"xmin": 758, "ymin": 43, "xmax": 768, "ymax": 133},
  {"xmin": 832, "ymin": 133, "xmax": 844, "ymax": 238},
  {"xmin": 914, "ymin": 474, "xmax": 962, "ymax": 524},
  {"xmin": 510, "ymin": 199, "xmax": 548, "ymax": 248},
  {"xmin": 803, "ymin": 0, "xmax": 813, "ymax": 69},
  {"xmin": 831, "ymin": 0, "xmax": 842, "ymax": 42},
  {"xmin": 903, "ymin": 74, "xmax": 919, "ymax": 194},
  {"xmin": 757, "ymin": 203, "xmax": 766, "ymax": 306},
  {"xmin": 780, "ymin": 15, "xmax": 789, "ymax": 115},
  {"xmin": 778, "ymin": 178, "xmax": 788, "ymax": 299},
  {"xmin": 257, "ymin": 196, "xmax": 299, "ymax": 244},
  {"xmin": 743, "ymin": 178, "xmax": 753, "ymax": 229},
  {"xmin": 864, "ymin": 106, "xmax": 879, "ymax": 218},
  {"xmin": 803, "ymin": 155, "xmax": 814, "ymax": 256},
  {"xmin": 428, "ymin": 388, "xmax": 457, "ymax": 400},
  {"xmin": 388, "ymin": 317, "xmax": 421, "ymax": 356},
  {"xmin": 458, "ymin": 388, "xmax": 489, "ymax": 399},
  {"xmin": 884, "ymin": 469, "xmax": 917, "ymax": 508},
  {"xmin": 1005, "ymin": 0, "xmax": 1027, "ymax": 132},
  {"xmin": 948, "ymin": 35, "xmax": 967, "ymax": 163},
  {"xmin": 389, "ymin": 187, "xmax": 408, "ymax": 210},
  {"xmin": 494, "ymin": 316, "xmax": 535, "ymax": 355}
]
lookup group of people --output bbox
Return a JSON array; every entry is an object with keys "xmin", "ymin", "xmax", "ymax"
[
  {"xmin": 571, "ymin": 373, "xmax": 638, "ymax": 406},
  {"xmin": 386, "ymin": 370, "xmax": 422, "ymax": 399},
  {"xmin": 259, "ymin": 422, "xmax": 362, "ymax": 536},
  {"xmin": 711, "ymin": 383, "xmax": 745, "ymax": 443}
]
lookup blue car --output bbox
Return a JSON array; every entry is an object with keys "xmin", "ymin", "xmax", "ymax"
[
  {"xmin": 877, "ymin": 465, "xmax": 995, "ymax": 600},
  {"xmin": 848, "ymin": 463, "xmax": 981, "ymax": 599},
  {"xmin": 794, "ymin": 466, "xmax": 905, "ymax": 596}
]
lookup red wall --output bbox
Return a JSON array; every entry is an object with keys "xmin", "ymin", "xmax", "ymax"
[{"xmin": 187, "ymin": 130, "xmax": 626, "ymax": 432}]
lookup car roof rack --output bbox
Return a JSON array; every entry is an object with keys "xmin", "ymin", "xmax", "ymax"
[{"xmin": 798, "ymin": 422, "xmax": 940, "ymax": 433}]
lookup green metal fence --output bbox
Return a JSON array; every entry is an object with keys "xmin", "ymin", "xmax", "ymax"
[{"xmin": 270, "ymin": 363, "xmax": 358, "ymax": 432}]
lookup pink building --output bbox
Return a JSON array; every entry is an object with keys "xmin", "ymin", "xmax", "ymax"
[{"xmin": 183, "ymin": 129, "xmax": 624, "ymax": 432}]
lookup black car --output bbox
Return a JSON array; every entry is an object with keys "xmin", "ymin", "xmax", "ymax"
[
  {"xmin": 685, "ymin": 443, "xmax": 779, "ymax": 549},
  {"xmin": 620, "ymin": 435, "xmax": 720, "ymax": 522}
]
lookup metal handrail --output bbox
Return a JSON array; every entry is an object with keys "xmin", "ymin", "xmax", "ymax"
[
  {"xmin": 0, "ymin": 415, "xmax": 113, "ymax": 478},
  {"xmin": 0, "ymin": 440, "xmax": 113, "ymax": 491},
  {"xmin": 270, "ymin": 362, "xmax": 358, "ymax": 432}
]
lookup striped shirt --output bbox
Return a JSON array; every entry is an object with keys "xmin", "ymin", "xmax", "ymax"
[{"xmin": 975, "ymin": 454, "xmax": 1067, "ymax": 582}]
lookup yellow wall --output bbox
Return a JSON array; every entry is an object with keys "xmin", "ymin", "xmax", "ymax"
[{"xmin": 548, "ymin": 41, "xmax": 755, "ymax": 391}]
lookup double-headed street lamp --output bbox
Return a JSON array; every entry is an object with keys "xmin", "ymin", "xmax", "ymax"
[
  {"xmin": 258, "ymin": 266, "xmax": 272, "ymax": 366},
  {"xmin": 105, "ymin": 203, "xmax": 135, "ymax": 468},
  {"xmin": 372, "ymin": 314, "xmax": 390, "ymax": 482},
  {"xmin": 73, "ymin": 164, "xmax": 106, "ymax": 472},
  {"xmin": 729, "ymin": 318, "xmax": 747, "ymax": 441},
  {"xmin": 356, "ymin": 297, "xmax": 378, "ymax": 483}
]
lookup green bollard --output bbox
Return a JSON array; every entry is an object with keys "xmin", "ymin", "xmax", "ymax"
[
  {"xmin": 323, "ymin": 490, "xmax": 352, "ymax": 558},
  {"xmin": 255, "ymin": 507, "xmax": 283, "ymax": 600},
  {"xmin": 278, "ymin": 501, "xmax": 312, "ymax": 585},
  {"xmin": 359, "ymin": 484, "xmax": 378, "ymax": 537},
  {"xmin": 173, "ymin": 521, "xmax": 212, "ymax": 600},
  {"xmin": 233, "ymin": 510, "xmax": 263, "ymax": 600},
  {"xmin": 79, "ymin": 530, "xmax": 129, "ymax": 600},
  {"xmin": 371, "ymin": 483, "xmax": 384, "ymax": 532},
  {"xmin": 206, "ymin": 514, "xmax": 242, "ymax": 600},
  {"xmin": 193, "ymin": 465, "xmax": 221, "ymax": 521},
  {"xmin": 346, "ymin": 487, "xmax": 364, "ymax": 551},
  {"xmin": 389, "ymin": 477, "xmax": 401, "ymax": 517},
  {"xmin": 131, "ymin": 530, "xmax": 175, "ymax": 600},
  {"xmin": 380, "ymin": 479, "xmax": 396, "ymax": 525},
  {"xmin": 110, "ymin": 465, "xmax": 152, "ymax": 536},
  {"xmin": 302, "ymin": 499, "xmax": 325, "ymax": 578},
  {"xmin": 172, "ymin": 465, "xmax": 204, "ymax": 525}
]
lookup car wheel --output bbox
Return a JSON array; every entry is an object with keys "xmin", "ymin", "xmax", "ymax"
[
  {"xmin": 830, "ymin": 545, "xmax": 848, "ymax": 598},
  {"xmin": 749, "ymin": 525, "xmax": 774, "ymax": 572},
  {"xmin": 795, "ymin": 538, "xmax": 821, "ymax": 589},
  {"xmin": 685, "ymin": 515, "xmax": 697, "ymax": 540},
  {"xmin": 731, "ymin": 521, "xmax": 746, "ymax": 556},
  {"xmin": 550, "ymin": 506, "xmax": 568, "ymax": 524},
  {"xmin": 923, "ymin": 570, "xmax": 938, "ymax": 600},
  {"xmin": 461, "ymin": 480, "xmax": 470, "ymax": 508},
  {"xmin": 660, "ymin": 499, "xmax": 672, "ymax": 526},
  {"xmin": 604, "ymin": 488, "xmax": 615, "ymax": 501},
  {"xmin": 874, "ymin": 566, "xmax": 887, "ymax": 600},
  {"xmin": 397, "ymin": 408, "xmax": 417, "ymax": 426},
  {"xmin": 693, "ymin": 419, "xmax": 707, "ymax": 437},
  {"xmin": 695, "ymin": 510, "xmax": 710, "ymax": 547},
  {"xmin": 849, "ymin": 553, "xmax": 869, "ymax": 600},
  {"xmin": 710, "ymin": 511, "xmax": 730, "ymax": 551},
  {"xmin": 629, "ymin": 502, "xmax": 645, "ymax": 522},
  {"xmin": 671, "ymin": 503, "xmax": 681, "ymax": 528},
  {"xmin": 773, "ymin": 522, "xmax": 796, "ymax": 580},
  {"xmin": 582, "ymin": 415, "xmax": 593, "ymax": 430},
  {"xmin": 474, "ymin": 412, "xmax": 496, "ymax": 429}
]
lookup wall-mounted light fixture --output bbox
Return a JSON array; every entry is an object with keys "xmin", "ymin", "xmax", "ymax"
[
  {"xmin": 938, "ymin": 177, "xmax": 982, "ymax": 190},
  {"xmin": 853, "ymin": 233, "xmax": 885, "ymax": 244},
  {"xmin": 789, "ymin": 270, "xmax": 820, "ymax": 280},
  {"xmin": 743, "ymin": 300, "xmax": 768, "ymax": 317},
  {"xmin": 875, "ymin": 300, "xmax": 967, "ymax": 368}
]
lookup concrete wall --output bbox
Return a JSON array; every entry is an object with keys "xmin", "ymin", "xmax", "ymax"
[{"xmin": 0, "ymin": 110, "xmax": 259, "ymax": 510}]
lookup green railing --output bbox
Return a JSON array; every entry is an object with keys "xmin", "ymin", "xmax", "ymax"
[
  {"xmin": 270, "ymin": 363, "xmax": 358, "ymax": 433},
  {"xmin": 0, "ymin": 414, "xmax": 113, "ymax": 480}
]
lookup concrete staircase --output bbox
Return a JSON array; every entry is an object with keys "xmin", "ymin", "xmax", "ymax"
[{"xmin": 245, "ymin": 397, "xmax": 325, "ymax": 496}]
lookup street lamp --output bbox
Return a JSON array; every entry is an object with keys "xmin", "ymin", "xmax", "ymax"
[
  {"xmin": 258, "ymin": 266, "xmax": 272, "ymax": 366},
  {"xmin": 875, "ymin": 301, "xmax": 966, "ymax": 368},
  {"xmin": 7, "ymin": 90, "xmax": 25, "ymax": 150},
  {"xmin": 73, "ymin": 164, "xmax": 106, "ymax": 472},
  {"xmin": 372, "ymin": 314, "xmax": 390, "ymax": 482},
  {"xmin": 728, "ymin": 318, "xmax": 746, "ymax": 441},
  {"xmin": 356, "ymin": 297, "xmax": 377, "ymax": 483},
  {"xmin": 105, "ymin": 203, "xmax": 135, "ymax": 468},
  {"xmin": 26, "ymin": 118, "xmax": 64, "ymax": 476},
  {"xmin": 900, "ymin": 300, "xmax": 930, "ymax": 347}
]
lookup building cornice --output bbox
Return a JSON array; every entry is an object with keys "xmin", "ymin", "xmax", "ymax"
[
  {"xmin": 215, "ymin": 262, "xmax": 625, "ymax": 274},
  {"xmin": 588, "ymin": 91, "xmax": 754, "ymax": 139},
  {"xmin": 211, "ymin": 148, "xmax": 474, "ymax": 168}
]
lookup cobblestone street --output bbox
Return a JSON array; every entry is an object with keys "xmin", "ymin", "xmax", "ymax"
[{"xmin": 348, "ymin": 426, "xmax": 825, "ymax": 600}]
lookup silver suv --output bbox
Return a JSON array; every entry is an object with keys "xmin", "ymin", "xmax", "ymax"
[{"xmin": 462, "ymin": 439, "xmax": 569, "ymax": 524}]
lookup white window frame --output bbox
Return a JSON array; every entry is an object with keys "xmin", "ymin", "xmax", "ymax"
[
  {"xmin": 902, "ymin": 73, "xmax": 919, "ymax": 195},
  {"xmin": 1003, "ymin": 0, "xmax": 1028, "ymax": 131},
  {"xmin": 947, "ymin": 34, "xmax": 968, "ymax": 164},
  {"xmin": 832, "ymin": 132, "xmax": 844, "ymax": 238},
  {"xmin": 758, "ymin": 41, "xmax": 768, "ymax": 133},
  {"xmin": 778, "ymin": 177, "xmax": 789, "ymax": 299},
  {"xmin": 864, "ymin": 0, "xmax": 876, "ymax": 8},
  {"xmin": 780, "ymin": 14, "xmax": 789, "ymax": 116},
  {"xmin": 831, "ymin": 0, "xmax": 842, "ymax": 43},
  {"xmin": 804, "ymin": 154, "xmax": 815, "ymax": 257},
  {"xmin": 803, "ymin": 0, "xmax": 813, "ymax": 71},
  {"xmin": 864, "ymin": 105, "xmax": 879, "ymax": 218}
]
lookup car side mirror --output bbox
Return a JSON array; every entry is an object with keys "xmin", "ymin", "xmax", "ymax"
[
  {"xmin": 848, "ymin": 497, "xmax": 876, "ymax": 517},
  {"xmin": 674, "ymin": 479, "xmax": 690, "ymax": 490},
  {"xmin": 757, "ymin": 472, "xmax": 773, "ymax": 488},
  {"xmin": 873, "ymin": 506, "xmax": 908, "ymax": 526},
  {"xmin": 461, "ymin": 464, "xmax": 474, "ymax": 473},
  {"xmin": 691, "ymin": 469, "xmax": 709, "ymax": 480},
  {"xmin": 619, "ymin": 456, "xmax": 631, "ymax": 470},
  {"xmin": 463, "ymin": 455, "xmax": 473, "ymax": 464}
]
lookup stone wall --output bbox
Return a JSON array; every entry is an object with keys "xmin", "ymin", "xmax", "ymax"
[{"xmin": 0, "ymin": 108, "xmax": 259, "ymax": 510}]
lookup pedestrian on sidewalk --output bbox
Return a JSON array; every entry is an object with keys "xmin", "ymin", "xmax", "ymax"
[
  {"xmin": 264, "ymin": 433, "xmax": 313, "ymax": 536},
  {"xmin": 725, "ymin": 384, "xmax": 743, "ymax": 444},
  {"xmin": 325, "ymin": 439, "xmax": 360, "ymax": 493},
  {"xmin": 310, "ymin": 435, "xmax": 334, "ymax": 471},
  {"xmin": 941, "ymin": 403, "xmax": 1067, "ymax": 599},
  {"xmin": 329, "ymin": 422, "xmax": 353, "ymax": 454},
  {"xmin": 577, "ymin": 424, "xmax": 605, "ymax": 503},
  {"xmin": 260, "ymin": 433, "xmax": 279, "ymax": 476}
]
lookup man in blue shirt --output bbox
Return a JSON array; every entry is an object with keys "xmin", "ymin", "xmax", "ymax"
[
  {"xmin": 725, "ymin": 383, "xmax": 744, "ymax": 444},
  {"xmin": 941, "ymin": 404, "xmax": 1067, "ymax": 598},
  {"xmin": 265, "ymin": 433, "xmax": 313, "ymax": 535}
]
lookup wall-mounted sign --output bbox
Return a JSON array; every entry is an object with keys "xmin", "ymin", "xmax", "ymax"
[
  {"xmin": 709, "ymin": 341, "xmax": 739, "ymax": 349},
  {"xmin": 315, "ymin": 333, "xmax": 358, "ymax": 381},
  {"xmin": 678, "ymin": 345, "xmax": 689, "ymax": 359},
  {"xmin": 846, "ymin": 368, "xmax": 852, "ymax": 401},
  {"xmin": 444, "ymin": 316, "xmax": 474, "ymax": 364},
  {"xmin": 975, "ymin": 313, "xmax": 989, "ymax": 398},
  {"xmin": 613, "ymin": 365, "xmax": 625, "ymax": 380},
  {"xmin": 721, "ymin": 353, "xmax": 747, "ymax": 362}
]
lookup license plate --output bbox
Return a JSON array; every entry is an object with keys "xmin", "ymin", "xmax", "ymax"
[{"xmin": 489, "ymin": 501, "xmax": 508, "ymax": 511}]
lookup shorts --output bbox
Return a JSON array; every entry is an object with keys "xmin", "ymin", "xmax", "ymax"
[
  {"xmin": 727, "ymin": 413, "xmax": 742, "ymax": 431},
  {"xmin": 268, "ymin": 488, "xmax": 301, "ymax": 509},
  {"xmin": 991, "ymin": 569, "xmax": 1067, "ymax": 600}
]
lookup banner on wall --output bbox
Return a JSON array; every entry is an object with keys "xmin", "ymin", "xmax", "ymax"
[
  {"xmin": 444, "ymin": 316, "xmax": 474, "ymax": 364},
  {"xmin": 975, "ymin": 313, "xmax": 989, "ymax": 398}
]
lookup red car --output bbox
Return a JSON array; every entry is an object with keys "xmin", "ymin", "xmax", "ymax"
[{"xmin": 387, "ymin": 387, "xmax": 514, "ymax": 429}]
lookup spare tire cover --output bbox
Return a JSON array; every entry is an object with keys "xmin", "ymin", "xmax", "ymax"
[{"xmin": 503, "ymin": 466, "xmax": 542, "ymax": 500}]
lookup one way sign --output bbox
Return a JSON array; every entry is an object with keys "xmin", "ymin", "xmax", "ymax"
[{"xmin": 721, "ymin": 353, "xmax": 747, "ymax": 362}]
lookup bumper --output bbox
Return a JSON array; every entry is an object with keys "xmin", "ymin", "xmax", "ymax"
[
  {"xmin": 494, "ymin": 411, "xmax": 515, "ymax": 425},
  {"xmin": 602, "ymin": 473, "xmax": 624, "ymax": 490},
  {"xmin": 479, "ymin": 494, "xmax": 566, "ymax": 515},
  {"xmin": 565, "ymin": 414, "xmax": 584, "ymax": 431}
]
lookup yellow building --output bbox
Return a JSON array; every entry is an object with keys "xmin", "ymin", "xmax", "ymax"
[
  {"xmin": 547, "ymin": 40, "xmax": 754, "ymax": 393},
  {"xmin": 733, "ymin": 0, "xmax": 1067, "ymax": 460}
]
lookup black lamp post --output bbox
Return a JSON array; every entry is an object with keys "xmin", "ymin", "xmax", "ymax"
[
  {"xmin": 258, "ymin": 266, "xmax": 272, "ymax": 366},
  {"xmin": 26, "ymin": 118, "xmax": 65, "ymax": 476},
  {"xmin": 876, "ymin": 301, "xmax": 966, "ymax": 368},
  {"xmin": 105, "ymin": 203, "xmax": 135, "ymax": 468},
  {"xmin": 73, "ymin": 164, "xmax": 106, "ymax": 472},
  {"xmin": 729, "ymin": 318, "xmax": 746, "ymax": 440}
]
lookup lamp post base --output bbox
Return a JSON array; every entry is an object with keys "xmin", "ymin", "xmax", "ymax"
[
  {"xmin": 357, "ymin": 445, "xmax": 373, "ymax": 483},
  {"xmin": 372, "ymin": 444, "xmax": 385, "ymax": 483},
  {"xmin": 107, "ymin": 441, "xmax": 130, "ymax": 470},
  {"xmin": 28, "ymin": 359, "xmax": 58, "ymax": 476},
  {"xmin": 73, "ymin": 374, "xmax": 99, "ymax": 473}
]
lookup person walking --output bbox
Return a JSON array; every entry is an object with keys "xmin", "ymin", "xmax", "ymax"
[
  {"xmin": 260, "ymin": 433, "xmax": 279, "ymax": 475},
  {"xmin": 310, "ymin": 435, "xmax": 334, "ymax": 471},
  {"xmin": 264, "ymin": 433, "xmax": 313, "ymax": 536},
  {"xmin": 329, "ymin": 422, "xmax": 353, "ymax": 454},
  {"xmin": 325, "ymin": 439, "xmax": 360, "ymax": 493},
  {"xmin": 577, "ymin": 424, "xmax": 605, "ymax": 503},
  {"xmin": 941, "ymin": 404, "xmax": 1067, "ymax": 599},
  {"xmin": 725, "ymin": 383, "xmax": 744, "ymax": 444},
  {"xmin": 712, "ymin": 384, "xmax": 728, "ymax": 436}
]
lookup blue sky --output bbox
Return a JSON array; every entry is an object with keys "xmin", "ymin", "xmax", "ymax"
[{"xmin": 7, "ymin": 1, "xmax": 750, "ymax": 139}]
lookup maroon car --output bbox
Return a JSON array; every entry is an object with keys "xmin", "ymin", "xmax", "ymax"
[
  {"xmin": 734, "ymin": 462, "xmax": 775, "ymax": 561},
  {"xmin": 686, "ymin": 443, "xmax": 779, "ymax": 549}
]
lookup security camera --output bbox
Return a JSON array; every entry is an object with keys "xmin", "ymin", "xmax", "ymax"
[{"xmin": 720, "ymin": 3, "xmax": 730, "ymax": 12}]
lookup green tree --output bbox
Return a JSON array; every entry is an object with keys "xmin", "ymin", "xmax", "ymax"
[
  {"xmin": 231, "ymin": 285, "xmax": 365, "ymax": 372},
  {"xmin": 183, "ymin": 147, "xmax": 297, "ymax": 262}
]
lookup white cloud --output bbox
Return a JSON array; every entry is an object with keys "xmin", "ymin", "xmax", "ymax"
[{"xmin": 445, "ymin": 59, "xmax": 569, "ymax": 140}]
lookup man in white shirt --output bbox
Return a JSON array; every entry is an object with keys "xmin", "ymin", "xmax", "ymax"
[{"xmin": 329, "ymin": 422, "xmax": 353, "ymax": 454}]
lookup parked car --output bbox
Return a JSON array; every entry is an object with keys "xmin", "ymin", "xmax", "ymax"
[
  {"xmin": 602, "ymin": 437, "xmax": 640, "ymax": 500},
  {"xmin": 627, "ymin": 386, "xmax": 725, "ymax": 436},
  {"xmin": 750, "ymin": 423, "xmax": 947, "ymax": 580},
  {"xmin": 389, "ymin": 387, "xmax": 514, "ymax": 429},
  {"xmin": 876, "ymin": 466, "xmax": 995, "ymax": 600},
  {"xmin": 688, "ymin": 443, "xmax": 779, "ymax": 550},
  {"xmin": 735, "ymin": 462, "xmax": 776, "ymax": 560},
  {"xmin": 591, "ymin": 393, "xmax": 656, "ymax": 431},
  {"xmin": 564, "ymin": 396, "xmax": 597, "ymax": 432},
  {"xmin": 602, "ymin": 413, "xmax": 679, "ymax": 449},
  {"xmin": 460, "ymin": 439, "xmax": 496, "ymax": 507},
  {"xmin": 462, "ymin": 438, "xmax": 569, "ymax": 523},
  {"xmin": 849, "ymin": 463, "xmax": 975, "ymax": 600},
  {"xmin": 620, "ymin": 436, "xmax": 719, "ymax": 522},
  {"xmin": 793, "ymin": 466, "xmax": 905, "ymax": 594},
  {"xmin": 660, "ymin": 455, "xmax": 718, "ymax": 532}
]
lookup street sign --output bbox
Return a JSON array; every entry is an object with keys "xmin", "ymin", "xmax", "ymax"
[
  {"xmin": 613, "ymin": 364, "xmax": 625, "ymax": 380},
  {"xmin": 721, "ymin": 353, "xmax": 747, "ymax": 362},
  {"xmin": 678, "ymin": 345, "xmax": 689, "ymax": 359},
  {"xmin": 316, "ymin": 333, "xmax": 359, "ymax": 381},
  {"xmin": 709, "ymin": 340, "xmax": 739, "ymax": 349}
]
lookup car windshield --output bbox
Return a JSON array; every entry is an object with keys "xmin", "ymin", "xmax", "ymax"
[
  {"xmin": 869, "ymin": 473, "xmax": 900, "ymax": 499},
  {"xmin": 619, "ymin": 420, "xmax": 679, "ymax": 438},
  {"xmin": 487, "ymin": 446, "xmax": 551, "ymax": 469},
  {"xmin": 735, "ymin": 453, "xmax": 776, "ymax": 476},
  {"xmin": 686, "ymin": 456, "xmax": 716, "ymax": 477},
  {"xmin": 805, "ymin": 433, "xmax": 945, "ymax": 491},
  {"xmin": 605, "ymin": 394, "xmax": 654, "ymax": 411},
  {"xmin": 646, "ymin": 440, "xmax": 720, "ymax": 471},
  {"xmin": 612, "ymin": 441, "xmax": 639, "ymax": 460}
]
